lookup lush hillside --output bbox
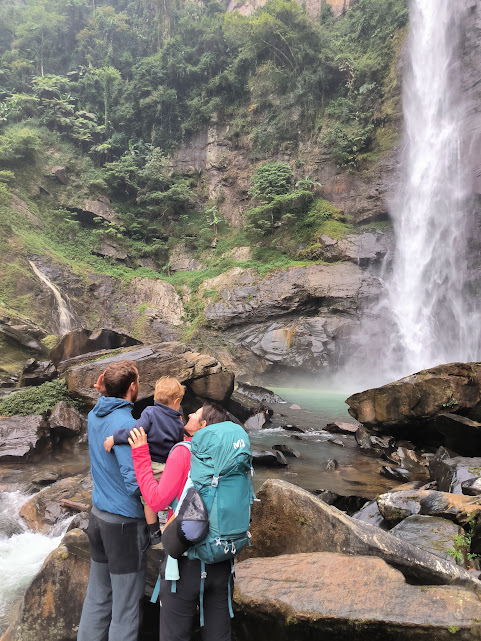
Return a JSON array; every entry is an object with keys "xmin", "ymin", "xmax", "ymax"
[{"xmin": 0, "ymin": 0, "xmax": 407, "ymax": 375}]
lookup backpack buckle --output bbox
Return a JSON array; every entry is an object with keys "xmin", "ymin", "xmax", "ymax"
[{"xmin": 211, "ymin": 476, "xmax": 219, "ymax": 487}]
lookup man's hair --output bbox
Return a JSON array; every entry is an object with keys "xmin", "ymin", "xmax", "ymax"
[
  {"xmin": 201, "ymin": 402, "xmax": 228, "ymax": 426},
  {"xmin": 154, "ymin": 376, "xmax": 185, "ymax": 405},
  {"xmin": 103, "ymin": 361, "xmax": 138, "ymax": 398}
]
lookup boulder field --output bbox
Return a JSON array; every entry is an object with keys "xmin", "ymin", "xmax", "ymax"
[{"xmin": 3, "ymin": 478, "xmax": 481, "ymax": 641}]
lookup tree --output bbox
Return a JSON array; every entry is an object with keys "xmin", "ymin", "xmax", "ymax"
[{"xmin": 249, "ymin": 161, "xmax": 293, "ymax": 203}]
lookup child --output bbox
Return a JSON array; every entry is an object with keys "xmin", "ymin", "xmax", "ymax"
[{"xmin": 104, "ymin": 376, "xmax": 185, "ymax": 547}]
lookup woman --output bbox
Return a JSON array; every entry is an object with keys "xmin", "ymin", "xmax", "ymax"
[{"xmin": 129, "ymin": 402, "xmax": 233, "ymax": 641}]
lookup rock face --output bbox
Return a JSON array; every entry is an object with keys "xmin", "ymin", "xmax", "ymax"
[
  {"xmin": 64, "ymin": 342, "xmax": 229, "ymax": 405},
  {"xmin": 310, "ymin": 231, "xmax": 393, "ymax": 265},
  {"xmin": 346, "ymin": 362, "xmax": 481, "ymax": 430},
  {"xmin": 204, "ymin": 264, "xmax": 380, "ymax": 329},
  {"xmin": 0, "ymin": 415, "xmax": 50, "ymax": 461},
  {"xmin": 243, "ymin": 479, "xmax": 481, "ymax": 592},
  {"xmin": 234, "ymin": 552, "xmax": 481, "ymax": 641}
]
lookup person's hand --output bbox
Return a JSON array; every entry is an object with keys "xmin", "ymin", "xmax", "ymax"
[
  {"xmin": 94, "ymin": 371, "xmax": 106, "ymax": 396},
  {"xmin": 104, "ymin": 435, "xmax": 114, "ymax": 452},
  {"xmin": 128, "ymin": 427, "xmax": 147, "ymax": 449}
]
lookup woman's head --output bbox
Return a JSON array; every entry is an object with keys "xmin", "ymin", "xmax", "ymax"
[{"xmin": 184, "ymin": 402, "xmax": 227, "ymax": 436}]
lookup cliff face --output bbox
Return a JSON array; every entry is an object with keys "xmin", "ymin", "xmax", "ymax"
[{"xmin": 223, "ymin": 0, "xmax": 352, "ymax": 19}]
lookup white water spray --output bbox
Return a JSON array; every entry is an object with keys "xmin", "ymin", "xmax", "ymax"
[
  {"xmin": 381, "ymin": 0, "xmax": 480, "ymax": 380},
  {"xmin": 29, "ymin": 261, "xmax": 76, "ymax": 336}
]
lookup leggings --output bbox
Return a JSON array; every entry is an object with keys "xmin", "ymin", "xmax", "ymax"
[{"xmin": 158, "ymin": 557, "xmax": 233, "ymax": 641}]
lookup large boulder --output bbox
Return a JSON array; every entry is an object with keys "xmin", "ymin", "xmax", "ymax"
[
  {"xmin": 390, "ymin": 515, "xmax": 468, "ymax": 566},
  {"xmin": 0, "ymin": 415, "xmax": 50, "ymax": 461},
  {"xmin": 64, "ymin": 342, "xmax": 229, "ymax": 405},
  {"xmin": 233, "ymin": 553, "xmax": 481, "ymax": 641},
  {"xmin": 376, "ymin": 489, "xmax": 481, "ymax": 525},
  {"xmin": 50, "ymin": 328, "xmax": 142, "ymax": 367},
  {"xmin": 310, "ymin": 231, "xmax": 392, "ymax": 266},
  {"xmin": 48, "ymin": 402, "xmax": 83, "ymax": 437},
  {"xmin": 187, "ymin": 370, "xmax": 234, "ymax": 403},
  {"xmin": 19, "ymin": 359, "xmax": 57, "ymax": 386},
  {"xmin": 346, "ymin": 362, "xmax": 481, "ymax": 430},
  {"xmin": 429, "ymin": 451, "xmax": 481, "ymax": 493},
  {"xmin": 19, "ymin": 475, "xmax": 93, "ymax": 533},
  {"xmin": 243, "ymin": 479, "xmax": 481, "ymax": 592}
]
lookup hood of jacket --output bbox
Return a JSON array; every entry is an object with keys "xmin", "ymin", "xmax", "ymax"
[{"xmin": 92, "ymin": 395, "xmax": 133, "ymax": 418}]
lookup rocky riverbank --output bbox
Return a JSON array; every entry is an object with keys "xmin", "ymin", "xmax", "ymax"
[{"xmin": 2, "ymin": 351, "xmax": 481, "ymax": 640}]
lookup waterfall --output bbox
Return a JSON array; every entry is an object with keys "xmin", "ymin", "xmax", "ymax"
[
  {"xmin": 347, "ymin": 0, "xmax": 481, "ymax": 389},
  {"xmin": 28, "ymin": 261, "xmax": 76, "ymax": 336}
]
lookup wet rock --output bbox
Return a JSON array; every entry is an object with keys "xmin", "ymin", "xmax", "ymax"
[
  {"xmin": 0, "ymin": 512, "xmax": 24, "ymax": 537},
  {"xmin": 429, "ymin": 452, "xmax": 481, "ymax": 493},
  {"xmin": 0, "ymin": 319, "xmax": 44, "ymax": 352},
  {"xmin": 325, "ymin": 458, "xmax": 339, "ymax": 471},
  {"xmin": 187, "ymin": 370, "xmax": 234, "ymax": 404},
  {"xmin": 381, "ymin": 466, "xmax": 411, "ymax": 482},
  {"xmin": 252, "ymin": 450, "xmax": 288, "ymax": 467},
  {"xmin": 462, "ymin": 478, "xmax": 481, "ymax": 496},
  {"xmin": 272, "ymin": 444, "xmax": 300, "ymax": 458},
  {"xmin": 48, "ymin": 402, "xmax": 83, "ymax": 437},
  {"xmin": 234, "ymin": 552, "xmax": 481, "ymax": 641},
  {"xmin": 281, "ymin": 424, "xmax": 305, "ymax": 433},
  {"xmin": 324, "ymin": 421, "xmax": 359, "ymax": 434},
  {"xmin": 19, "ymin": 359, "xmax": 57, "ymax": 386},
  {"xmin": 377, "ymin": 489, "xmax": 481, "ymax": 525},
  {"xmin": 351, "ymin": 499, "xmax": 390, "ymax": 529},
  {"xmin": 346, "ymin": 362, "xmax": 481, "ymax": 428},
  {"xmin": 289, "ymin": 404, "xmax": 301, "ymax": 410},
  {"xmin": 64, "ymin": 343, "xmax": 225, "ymax": 405},
  {"xmin": 355, "ymin": 425, "xmax": 372, "ymax": 449},
  {"xmin": 433, "ymin": 412, "xmax": 481, "ymax": 455},
  {"xmin": 19, "ymin": 475, "xmax": 93, "ymax": 534},
  {"xmin": 370, "ymin": 434, "xmax": 394, "ymax": 450},
  {"xmin": 242, "ymin": 479, "xmax": 481, "ymax": 591},
  {"xmin": 50, "ymin": 328, "xmax": 142, "ymax": 366},
  {"xmin": 235, "ymin": 382, "xmax": 285, "ymax": 404},
  {"xmin": 244, "ymin": 412, "xmax": 269, "ymax": 430},
  {"xmin": 30, "ymin": 471, "xmax": 60, "ymax": 486},
  {"xmin": 391, "ymin": 515, "xmax": 468, "ymax": 566},
  {"xmin": 0, "ymin": 415, "xmax": 50, "ymax": 461},
  {"xmin": 66, "ymin": 512, "xmax": 90, "ymax": 533},
  {"xmin": 227, "ymin": 390, "xmax": 269, "ymax": 422},
  {"xmin": 388, "ymin": 447, "xmax": 428, "ymax": 477}
]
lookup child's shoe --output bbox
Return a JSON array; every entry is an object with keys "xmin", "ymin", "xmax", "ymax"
[{"xmin": 150, "ymin": 530, "xmax": 163, "ymax": 549}]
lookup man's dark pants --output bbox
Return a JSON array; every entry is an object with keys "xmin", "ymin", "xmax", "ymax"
[{"xmin": 77, "ymin": 506, "xmax": 149, "ymax": 641}]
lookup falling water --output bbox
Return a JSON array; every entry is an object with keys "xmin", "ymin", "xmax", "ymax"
[
  {"xmin": 380, "ymin": 0, "xmax": 480, "ymax": 381},
  {"xmin": 29, "ymin": 261, "xmax": 76, "ymax": 336}
]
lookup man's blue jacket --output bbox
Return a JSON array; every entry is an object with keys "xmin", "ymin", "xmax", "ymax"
[{"xmin": 88, "ymin": 395, "xmax": 144, "ymax": 518}]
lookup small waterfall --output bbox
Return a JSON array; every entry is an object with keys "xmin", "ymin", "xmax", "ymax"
[
  {"xmin": 0, "ymin": 491, "xmax": 67, "ymax": 635},
  {"xmin": 29, "ymin": 261, "xmax": 76, "ymax": 336}
]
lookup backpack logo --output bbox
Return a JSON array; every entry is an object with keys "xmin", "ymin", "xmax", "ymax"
[{"xmin": 233, "ymin": 439, "xmax": 245, "ymax": 449}]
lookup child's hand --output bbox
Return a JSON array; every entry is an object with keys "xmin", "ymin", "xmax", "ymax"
[
  {"xmin": 104, "ymin": 435, "xmax": 114, "ymax": 452},
  {"xmin": 128, "ymin": 427, "xmax": 147, "ymax": 449}
]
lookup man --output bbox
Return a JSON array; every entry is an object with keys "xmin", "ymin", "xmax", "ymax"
[{"xmin": 78, "ymin": 360, "xmax": 148, "ymax": 641}]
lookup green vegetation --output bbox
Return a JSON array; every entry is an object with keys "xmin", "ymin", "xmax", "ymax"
[{"xmin": 0, "ymin": 379, "xmax": 82, "ymax": 416}]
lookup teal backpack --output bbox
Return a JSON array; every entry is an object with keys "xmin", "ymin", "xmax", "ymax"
[{"xmin": 152, "ymin": 421, "xmax": 255, "ymax": 626}]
